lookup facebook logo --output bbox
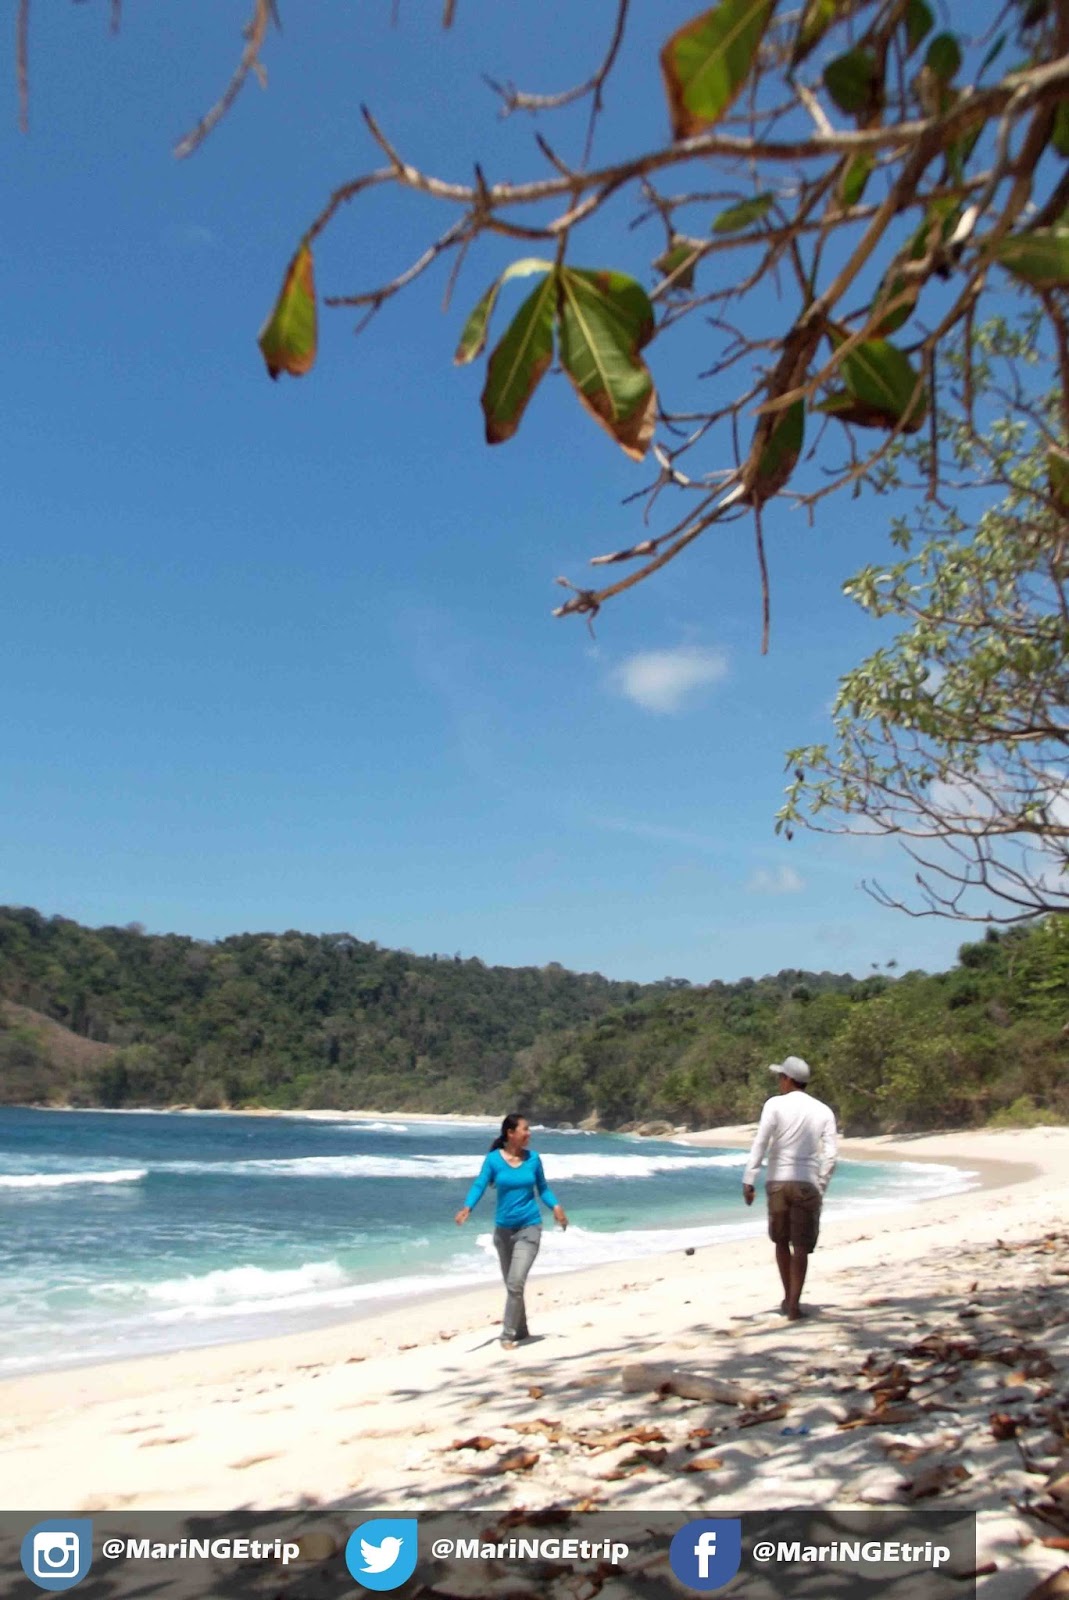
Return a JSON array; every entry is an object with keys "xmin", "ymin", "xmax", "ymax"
[{"xmin": 668, "ymin": 1518, "xmax": 742, "ymax": 1591}]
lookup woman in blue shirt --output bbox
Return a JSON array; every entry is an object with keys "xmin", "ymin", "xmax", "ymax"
[{"xmin": 455, "ymin": 1113, "xmax": 568, "ymax": 1349}]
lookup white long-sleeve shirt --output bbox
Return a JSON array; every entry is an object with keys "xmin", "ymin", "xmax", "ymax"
[{"xmin": 743, "ymin": 1092, "xmax": 838, "ymax": 1193}]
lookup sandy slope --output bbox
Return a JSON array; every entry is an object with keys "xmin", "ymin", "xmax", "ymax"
[{"xmin": 1, "ymin": 1125, "xmax": 1067, "ymax": 1600}]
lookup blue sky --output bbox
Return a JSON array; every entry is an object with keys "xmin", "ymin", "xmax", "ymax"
[{"xmin": 1, "ymin": 1, "xmax": 1002, "ymax": 983}]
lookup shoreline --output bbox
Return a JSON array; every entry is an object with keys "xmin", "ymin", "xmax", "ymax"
[
  {"xmin": 1, "ymin": 1126, "xmax": 1067, "ymax": 1595},
  {"xmin": 0, "ymin": 1121, "xmax": 995, "ymax": 1384},
  {"xmin": 0, "ymin": 1125, "xmax": 1046, "ymax": 1402}
]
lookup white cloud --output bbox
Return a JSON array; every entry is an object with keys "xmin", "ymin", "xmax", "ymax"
[
  {"xmin": 609, "ymin": 645, "xmax": 728, "ymax": 714},
  {"xmin": 593, "ymin": 816, "xmax": 721, "ymax": 851},
  {"xmin": 747, "ymin": 865, "xmax": 805, "ymax": 894},
  {"xmin": 163, "ymin": 223, "xmax": 217, "ymax": 250}
]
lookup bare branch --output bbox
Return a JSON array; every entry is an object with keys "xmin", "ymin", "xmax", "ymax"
[{"xmin": 174, "ymin": 0, "xmax": 276, "ymax": 160}]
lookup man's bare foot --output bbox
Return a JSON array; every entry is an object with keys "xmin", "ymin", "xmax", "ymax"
[
  {"xmin": 786, "ymin": 1304, "xmax": 805, "ymax": 1321},
  {"xmin": 779, "ymin": 1299, "xmax": 788, "ymax": 1314}
]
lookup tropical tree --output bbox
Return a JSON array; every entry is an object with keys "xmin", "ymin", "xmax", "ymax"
[{"xmin": 778, "ymin": 317, "xmax": 1069, "ymax": 922}]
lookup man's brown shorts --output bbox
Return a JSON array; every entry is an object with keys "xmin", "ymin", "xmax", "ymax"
[{"xmin": 766, "ymin": 1180, "xmax": 822, "ymax": 1252}]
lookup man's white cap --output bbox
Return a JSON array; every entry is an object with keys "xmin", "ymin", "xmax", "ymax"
[{"xmin": 770, "ymin": 1055, "xmax": 810, "ymax": 1084}]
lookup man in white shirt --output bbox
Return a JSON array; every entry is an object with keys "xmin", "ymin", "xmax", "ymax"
[{"xmin": 742, "ymin": 1055, "xmax": 838, "ymax": 1321}]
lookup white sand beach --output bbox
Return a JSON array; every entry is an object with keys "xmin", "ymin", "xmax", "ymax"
[{"xmin": 1, "ymin": 1125, "xmax": 1067, "ymax": 1598}]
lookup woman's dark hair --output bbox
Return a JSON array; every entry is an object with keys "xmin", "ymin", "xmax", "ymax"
[{"xmin": 490, "ymin": 1112, "xmax": 526, "ymax": 1151}]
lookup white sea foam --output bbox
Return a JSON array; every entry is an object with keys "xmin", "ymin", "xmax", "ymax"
[
  {"xmin": 0, "ymin": 1168, "xmax": 147, "ymax": 1190},
  {"xmin": 157, "ymin": 1151, "xmax": 731, "ymax": 1181},
  {"xmin": 144, "ymin": 1259, "xmax": 350, "ymax": 1307},
  {"xmin": 341, "ymin": 1121, "xmax": 410, "ymax": 1133}
]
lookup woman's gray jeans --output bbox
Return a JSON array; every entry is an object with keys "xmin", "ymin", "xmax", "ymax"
[{"xmin": 493, "ymin": 1224, "xmax": 542, "ymax": 1341}]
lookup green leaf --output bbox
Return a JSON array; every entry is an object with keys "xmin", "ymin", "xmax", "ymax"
[
  {"xmin": 711, "ymin": 192, "xmax": 775, "ymax": 234},
  {"xmin": 258, "ymin": 243, "xmax": 317, "ymax": 381},
  {"xmin": 454, "ymin": 259, "xmax": 553, "ymax": 366},
  {"xmin": 556, "ymin": 267, "xmax": 657, "ymax": 460},
  {"xmin": 749, "ymin": 399, "xmax": 805, "ymax": 501},
  {"xmin": 654, "ymin": 236, "xmax": 703, "ymax": 290},
  {"xmin": 995, "ymin": 228, "xmax": 1069, "ymax": 289},
  {"xmin": 870, "ymin": 271, "xmax": 917, "ymax": 335},
  {"xmin": 1053, "ymin": 99, "xmax": 1069, "ymax": 159},
  {"xmin": 908, "ymin": 197, "xmax": 961, "ymax": 260},
  {"xmin": 823, "ymin": 48, "xmax": 880, "ymax": 118},
  {"xmin": 660, "ymin": 0, "xmax": 775, "ymax": 141},
  {"xmin": 903, "ymin": 0, "xmax": 934, "ymax": 54},
  {"xmin": 1048, "ymin": 448, "xmax": 1069, "ymax": 512},
  {"xmin": 790, "ymin": 0, "xmax": 838, "ymax": 68},
  {"xmin": 831, "ymin": 330, "xmax": 927, "ymax": 431},
  {"xmin": 945, "ymin": 119, "xmax": 981, "ymax": 185},
  {"xmin": 839, "ymin": 153, "xmax": 872, "ymax": 207},
  {"xmin": 925, "ymin": 32, "xmax": 962, "ymax": 83},
  {"xmin": 480, "ymin": 272, "xmax": 558, "ymax": 445}
]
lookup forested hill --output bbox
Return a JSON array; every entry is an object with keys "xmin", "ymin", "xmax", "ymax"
[
  {"xmin": 0, "ymin": 907, "xmax": 663, "ymax": 1111},
  {"xmin": 523, "ymin": 919, "xmax": 1069, "ymax": 1133},
  {"xmin": 0, "ymin": 907, "xmax": 1066, "ymax": 1131}
]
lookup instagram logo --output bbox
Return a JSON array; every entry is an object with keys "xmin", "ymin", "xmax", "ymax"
[{"xmin": 19, "ymin": 1521, "xmax": 93, "ymax": 1591}]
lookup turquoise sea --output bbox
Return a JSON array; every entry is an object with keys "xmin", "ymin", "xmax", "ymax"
[{"xmin": 0, "ymin": 1108, "xmax": 978, "ymax": 1375}]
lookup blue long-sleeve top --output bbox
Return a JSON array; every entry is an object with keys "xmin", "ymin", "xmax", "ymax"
[{"xmin": 463, "ymin": 1149, "xmax": 559, "ymax": 1229}]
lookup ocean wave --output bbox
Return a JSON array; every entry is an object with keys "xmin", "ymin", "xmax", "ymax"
[
  {"xmin": 0, "ymin": 1168, "xmax": 147, "ymax": 1190},
  {"xmin": 472, "ymin": 1218, "xmax": 764, "ymax": 1273},
  {"xmin": 108, "ymin": 1259, "xmax": 494, "ymax": 1324},
  {"xmin": 144, "ymin": 1259, "xmax": 349, "ymax": 1307},
  {"xmin": 156, "ymin": 1151, "xmax": 733, "ymax": 1181},
  {"xmin": 341, "ymin": 1121, "xmax": 410, "ymax": 1133},
  {"xmin": 828, "ymin": 1159, "xmax": 979, "ymax": 1207}
]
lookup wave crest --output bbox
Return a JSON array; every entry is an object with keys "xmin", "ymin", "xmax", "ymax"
[{"xmin": 0, "ymin": 1168, "xmax": 147, "ymax": 1190}]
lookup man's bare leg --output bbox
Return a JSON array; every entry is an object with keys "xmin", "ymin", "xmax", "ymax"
[
  {"xmin": 786, "ymin": 1248, "xmax": 809, "ymax": 1320},
  {"xmin": 775, "ymin": 1243, "xmax": 791, "ymax": 1310}
]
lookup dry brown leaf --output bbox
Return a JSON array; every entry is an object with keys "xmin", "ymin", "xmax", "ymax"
[
  {"xmin": 991, "ymin": 1412, "xmax": 1020, "ymax": 1441},
  {"xmin": 489, "ymin": 1508, "xmax": 572, "ymax": 1531},
  {"xmin": 581, "ymin": 1425, "xmax": 668, "ymax": 1454},
  {"xmin": 683, "ymin": 1454, "xmax": 725, "ymax": 1472},
  {"xmin": 600, "ymin": 1463, "xmax": 647, "ymax": 1482},
  {"xmin": 528, "ymin": 1386, "xmax": 544, "ymax": 1400},
  {"xmin": 448, "ymin": 1435, "xmax": 501, "ymax": 1453},
  {"xmin": 494, "ymin": 1450, "xmax": 540, "ymax": 1474},
  {"xmin": 611, "ymin": 1446, "xmax": 669, "ymax": 1471},
  {"xmin": 882, "ymin": 1443, "xmax": 934, "ymax": 1466},
  {"xmin": 904, "ymin": 1461, "xmax": 971, "ymax": 1500},
  {"xmin": 738, "ymin": 1401, "xmax": 790, "ymax": 1429},
  {"xmin": 839, "ymin": 1402, "xmax": 925, "ymax": 1431},
  {"xmin": 869, "ymin": 1382, "xmax": 912, "ymax": 1406}
]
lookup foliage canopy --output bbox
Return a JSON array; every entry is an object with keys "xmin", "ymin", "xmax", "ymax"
[{"xmin": 17, "ymin": 0, "xmax": 1069, "ymax": 642}]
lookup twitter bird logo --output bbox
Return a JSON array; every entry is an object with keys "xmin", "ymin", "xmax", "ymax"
[
  {"xmin": 345, "ymin": 1520, "xmax": 418, "ymax": 1591},
  {"xmin": 361, "ymin": 1536, "xmax": 403, "ymax": 1573}
]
